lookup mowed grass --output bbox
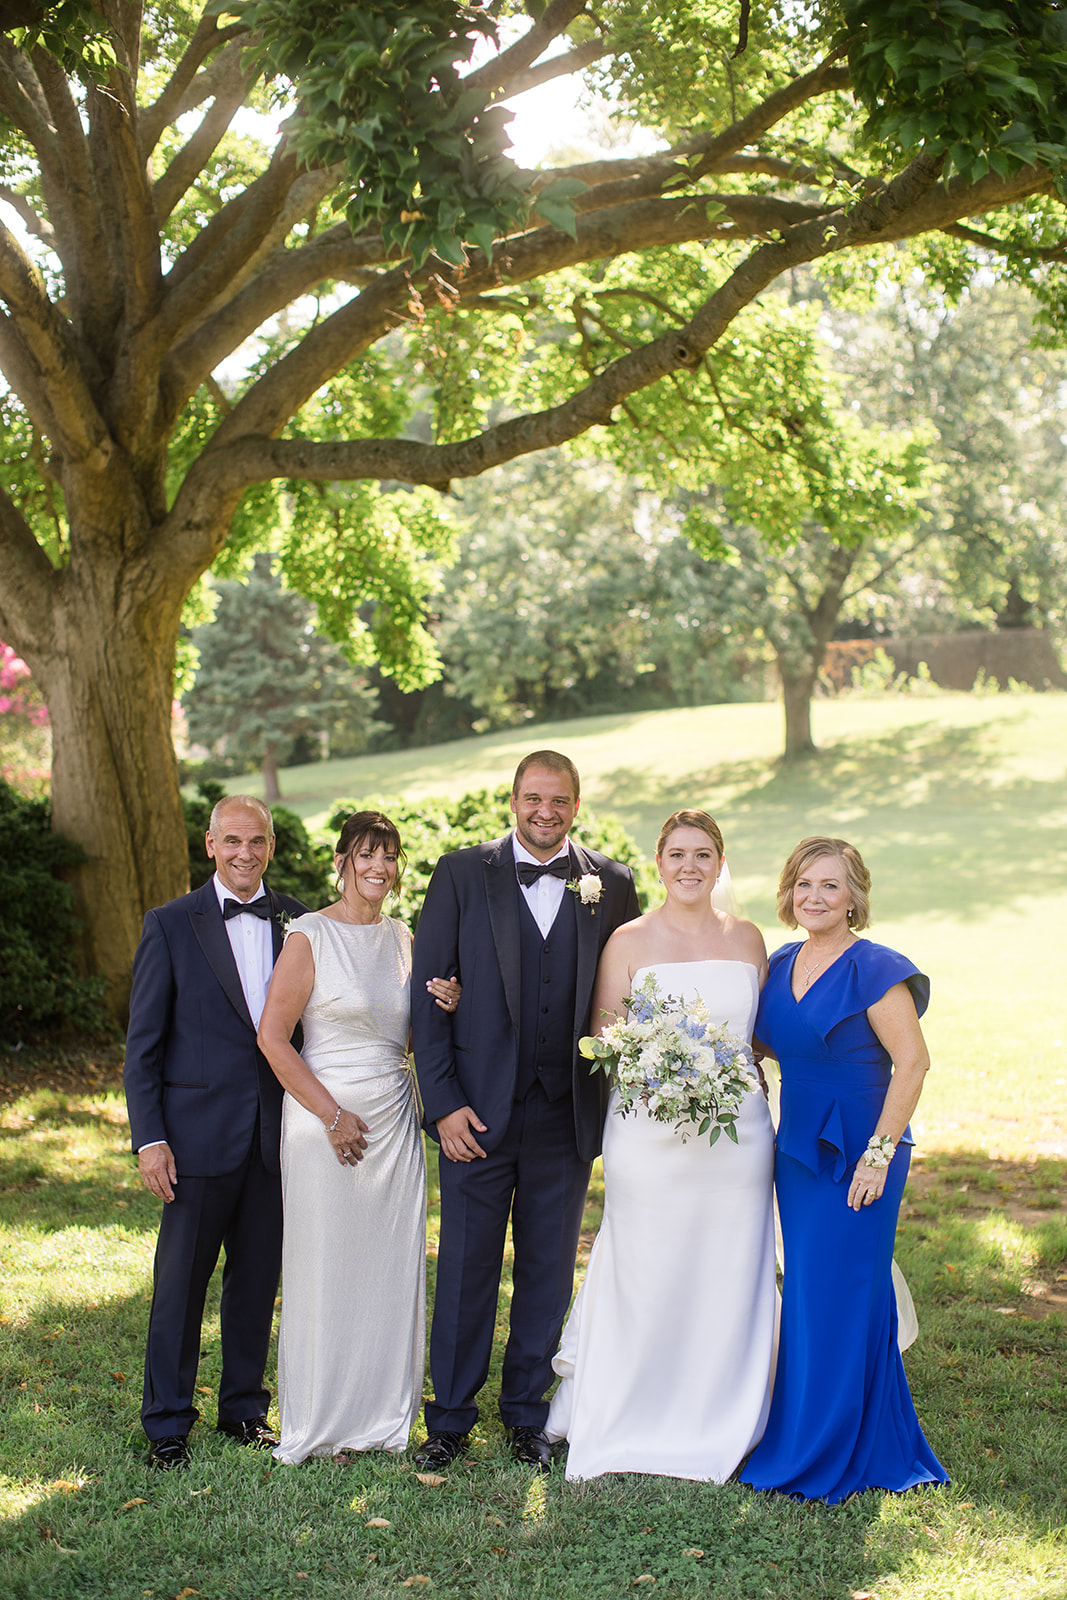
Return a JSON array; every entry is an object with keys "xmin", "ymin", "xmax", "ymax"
[{"xmin": 1, "ymin": 693, "xmax": 1064, "ymax": 1599}]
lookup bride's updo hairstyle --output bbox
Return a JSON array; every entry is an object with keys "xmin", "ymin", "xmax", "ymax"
[
  {"xmin": 776, "ymin": 836, "xmax": 871, "ymax": 931},
  {"xmin": 335, "ymin": 809, "xmax": 407, "ymax": 895},
  {"xmin": 656, "ymin": 809, "xmax": 725, "ymax": 862}
]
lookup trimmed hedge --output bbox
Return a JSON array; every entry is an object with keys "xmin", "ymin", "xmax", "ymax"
[{"xmin": 325, "ymin": 785, "xmax": 656, "ymax": 930}]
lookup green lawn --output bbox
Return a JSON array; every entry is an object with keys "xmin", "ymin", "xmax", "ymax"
[{"xmin": 2, "ymin": 692, "xmax": 1064, "ymax": 1599}]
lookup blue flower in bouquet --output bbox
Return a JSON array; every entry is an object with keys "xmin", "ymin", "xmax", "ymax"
[{"xmin": 577, "ymin": 971, "xmax": 759, "ymax": 1147}]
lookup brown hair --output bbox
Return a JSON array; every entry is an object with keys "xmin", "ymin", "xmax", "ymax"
[
  {"xmin": 335, "ymin": 810, "xmax": 406, "ymax": 895},
  {"xmin": 511, "ymin": 749, "xmax": 580, "ymax": 801},
  {"xmin": 656, "ymin": 809, "xmax": 725, "ymax": 861},
  {"xmin": 776, "ymin": 836, "xmax": 871, "ymax": 930}
]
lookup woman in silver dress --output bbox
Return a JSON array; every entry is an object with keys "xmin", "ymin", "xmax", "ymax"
[{"xmin": 258, "ymin": 811, "xmax": 459, "ymax": 1463}]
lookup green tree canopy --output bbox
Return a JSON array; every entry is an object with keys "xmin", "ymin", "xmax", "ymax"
[{"xmin": 2, "ymin": 0, "xmax": 1067, "ymax": 1005}]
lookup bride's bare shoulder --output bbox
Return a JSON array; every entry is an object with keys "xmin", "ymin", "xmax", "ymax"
[
  {"xmin": 604, "ymin": 908, "xmax": 668, "ymax": 966},
  {"xmin": 718, "ymin": 912, "xmax": 767, "ymax": 969}
]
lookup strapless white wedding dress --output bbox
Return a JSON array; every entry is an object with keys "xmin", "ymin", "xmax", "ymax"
[{"xmin": 546, "ymin": 961, "xmax": 777, "ymax": 1481}]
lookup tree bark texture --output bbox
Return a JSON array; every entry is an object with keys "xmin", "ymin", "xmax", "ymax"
[{"xmin": 0, "ymin": 6, "xmax": 1057, "ymax": 1009}]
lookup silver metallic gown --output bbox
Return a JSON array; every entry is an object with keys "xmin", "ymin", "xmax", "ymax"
[{"xmin": 273, "ymin": 912, "xmax": 425, "ymax": 1462}]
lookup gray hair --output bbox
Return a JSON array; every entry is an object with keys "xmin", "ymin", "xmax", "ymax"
[{"xmin": 208, "ymin": 794, "xmax": 274, "ymax": 838}]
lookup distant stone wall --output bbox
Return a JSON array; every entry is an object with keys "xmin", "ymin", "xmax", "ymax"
[{"xmin": 823, "ymin": 629, "xmax": 1066, "ymax": 692}]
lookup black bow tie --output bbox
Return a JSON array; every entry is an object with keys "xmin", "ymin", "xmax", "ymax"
[
  {"xmin": 223, "ymin": 897, "xmax": 271, "ymax": 920},
  {"xmin": 516, "ymin": 859, "xmax": 571, "ymax": 887}
]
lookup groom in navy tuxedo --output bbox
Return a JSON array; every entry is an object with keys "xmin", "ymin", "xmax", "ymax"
[
  {"xmin": 411, "ymin": 751, "xmax": 640, "ymax": 1470},
  {"xmin": 124, "ymin": 795, "xmax": 307, "ymax": 1470}
]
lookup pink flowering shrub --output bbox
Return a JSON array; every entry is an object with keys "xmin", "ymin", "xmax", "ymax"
[
  {"xmin": 0, "ymin": 644, "xmax": 49, "ymax": 724},
  {"xmin": 0, "ymin": 643, "xmax": 51, "ymax": 795}
]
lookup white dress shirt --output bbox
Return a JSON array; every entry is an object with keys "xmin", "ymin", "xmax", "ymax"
[
  {"xmin": 512, "ymin": 832, "xmax": 571, "ymax": 938},
  {"xmin": 213, "ymin": 872, "xmax": 275, "ymax": 1029}
]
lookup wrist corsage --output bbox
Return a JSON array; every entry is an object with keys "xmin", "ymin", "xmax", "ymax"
[{"xmin": 862, "ymin": 1133, "xmax": 896, "ymax": 1168}]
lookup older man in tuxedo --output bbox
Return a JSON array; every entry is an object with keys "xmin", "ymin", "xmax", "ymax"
[
  {"xmin": 124, "ymin": 795, "xmax": 307, "ymax": 1470},
  {"xmin": 411, "ymin": 751, "xmax": 640, "ymax": 1471}
]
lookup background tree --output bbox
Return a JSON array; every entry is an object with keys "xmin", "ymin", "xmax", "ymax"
[
  {"xmin": 2, "ymin": 0, "xmax": 1067, "ymax": 1005},
  {"xmin": 833, "ymin": 278, "xmax": 1067, "ymax": 641},
  {"xmin": 183, "ymin": 551, "xmax": 379, "ymax": 802},
  {"xmin": 424, "ymin": 453, "xmax": 761, "ymax": 735}
]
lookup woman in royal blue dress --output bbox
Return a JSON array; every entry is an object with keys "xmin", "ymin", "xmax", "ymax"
[{"xmin": 740, "ymin": 837, "xmax": 947, "ymax": 1503}]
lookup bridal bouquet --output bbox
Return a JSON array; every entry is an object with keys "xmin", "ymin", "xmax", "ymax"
[{"xmin": 579, "ymin": 971, "xmax": 759, "ymax": 1146}]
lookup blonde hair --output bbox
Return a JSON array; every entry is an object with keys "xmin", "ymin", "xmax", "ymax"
[{"xmin": 776, "ymin": 837, "xmax": 871, "ymax": 930}]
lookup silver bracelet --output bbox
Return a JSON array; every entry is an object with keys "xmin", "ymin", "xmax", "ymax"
[
  {"xmin": 324, "ymin": 1105, "xmax": 342, "ymax": 1133},
  {"xmin": 863, "ymin": 1133, "xmax": 895, "ymax": 1168}
]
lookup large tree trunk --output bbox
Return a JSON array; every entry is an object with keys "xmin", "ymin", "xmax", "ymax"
[
  {"xmin": 25, "ymin": 563, "xmax": 190, "ymax": 1020},
  {"xmin": 262, "ymin": 748, "xmax": 282, "ymax": 805},
  {"xmin": 778, "ymin": 656, "xmax": 820, "ymax": 761}
]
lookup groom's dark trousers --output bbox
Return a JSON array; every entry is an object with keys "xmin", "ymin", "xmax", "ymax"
[
  {"xmin": 412, "ymin": 834, "xmax": 639, "ymax": 1432},
  {"xmin": 123, "ymin": 878, "xmax": 306, "ymax": 1439}
]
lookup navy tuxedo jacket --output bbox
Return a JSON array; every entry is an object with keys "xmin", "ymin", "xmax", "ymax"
[
  {"xmin": 123, "ymin": 878, "xmax": 308, "ymax": 1178},
  {"xmin": 411, "ymin": 835, "xmax": 640, "ymax": 1164}
]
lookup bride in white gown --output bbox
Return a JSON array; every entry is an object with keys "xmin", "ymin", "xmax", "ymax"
[{"xmin": 546, "ymin": 810, "xmax": 777, "ymax": 1482}]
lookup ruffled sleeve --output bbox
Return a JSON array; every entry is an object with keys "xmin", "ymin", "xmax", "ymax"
[
  {"xmin": 773, "ymin": 940, "xmax": 928, "ymax": 1181},
  {"xmin": 800, "ymin": 941, "xmax": 928, "ymax": 1049}
]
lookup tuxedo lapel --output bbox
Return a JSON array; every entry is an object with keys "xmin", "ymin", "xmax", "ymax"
[
  {"xmin": 483, "ymin": 836, "xmax": 522, "ymax": 1035},
  {"xmin": 188, "ymin": 881, "xmax": 255, "ymax": 1031},
  {"xmin": 570, "ymin": 843, "xmax": 602, "ymax": 1036},
  {"xmin": 265, "ymin": 884, "xmax": 286, "ymax": 964}
]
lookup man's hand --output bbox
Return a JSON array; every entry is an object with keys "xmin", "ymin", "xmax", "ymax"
[
  {"xmin": 436, "ymin": 1106, "xmax": 488, "ymax": 1163},
  {"xmin": 138, "ymin": 1142, "xmax": 178, "ymax": 1203}
]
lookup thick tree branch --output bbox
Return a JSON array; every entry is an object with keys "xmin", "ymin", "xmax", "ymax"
[
  {"xmin": 497, "ymin": 40, "xmax": 609, "ymax": 102},
  {"xmin": 677, "ymin": 63, "xmax": 853, "ymax": 174},
  {"xmin": 464, "ymin": 0, "xmax": 589, "ymax": 93},
  {"xmin": 86, "ymin": 62, "xmax": 161, "ymax": 338},
  {"xmin": 0, "ymin": 36, "xmax": 57, "ymax": 149},
  {"xmin": 162, "ymin": 228, "xmax": 389, "ymax": 417},
  {"xmin": 554, "ymin": 61, "xmax": 853, "ymax": 216},
  {"xmin": 139, "ymin": 15, "xmax": 245, "ymax": 155},
  {"xmin": 0, "ymin": 185, "xmax": 55, "ymax": 248},
  {"xmin": 0, "ymin": 227, "xmax": 112, "ymax": 464},
  {"xmin": 0, "ymin": 481, "xmax": 62, "ymax": 650},
  {"xmin": 31, "ymin": 45, "xmax": 121, "ymax": 351},
  {"xmin": 152, "ymin": 47, "xmax": 249, "ymax": 221},
  {"xmin": 149, "ymin": 140, "xmax": 301, "ymax": 348},
  {"xmin": 203, "ymin": 192, "xmax": 825, "ymax": 449}
]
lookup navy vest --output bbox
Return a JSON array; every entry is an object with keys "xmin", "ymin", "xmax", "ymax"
[{"xmin": 514, "ymin": 887, "xmax": 579, "ymax": 1101}]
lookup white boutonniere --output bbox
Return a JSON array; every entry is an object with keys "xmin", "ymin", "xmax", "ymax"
[
  {"xmin": 567, "ymin": 872, "xmax": 603, "ymax": 908},
  {"xmin": 278, "ymin": 911, "xmax": 298, "ymax": 938}
]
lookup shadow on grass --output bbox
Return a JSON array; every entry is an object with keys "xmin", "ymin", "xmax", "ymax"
[
  {"xmin": 596, "ymin": 716, "xmax": 1067, "ymax": 921},
  {"xmin": 2, "ymin": 1130, "xmax": 1064, "ymax": 1598}
]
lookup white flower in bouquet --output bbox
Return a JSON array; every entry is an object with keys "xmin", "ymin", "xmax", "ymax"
[{"xmin": 579, "ymin": 971, "xmax": 759, "ymax": 1145}]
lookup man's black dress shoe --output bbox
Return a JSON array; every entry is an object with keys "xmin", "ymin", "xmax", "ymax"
[
  {"xmin": 217, "ymin": 1415, "xmax": 279, "ymax": 1449},
  {"xmin": 507, "ymin": 1426, "xmax": 554, "ymax": 1472},
  {"xmin": 412, "ymin": 1430, "xmax": 470, "ymax": 1471},
  {"xmin": 148, "ymin": 1435, "xmax": 190, "ymax": 1471}
]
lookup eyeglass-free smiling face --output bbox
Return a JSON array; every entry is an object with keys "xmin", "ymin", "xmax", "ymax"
[
  {"xmin": 337, "ymin": 840, "xmax": 398, "ymax": 909},
  {"xmin": 510, "ymin": 765, "xmax": 579, "ymax": 861},
  {"xmin": 657, "ymin": 826, "xmax": 722, "ymax": 903},
  {"xmin": 206, "ymin": 803, "xmax": 275, "ymax": 900},
  {"xmin": 792, "ymin": 855, "xmax": 852, "ymax": 937}
]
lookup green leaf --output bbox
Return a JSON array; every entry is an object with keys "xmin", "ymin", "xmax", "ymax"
[{"xmin": 532, "ymin": 196, "xmax": 579, "ymax": 239}]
